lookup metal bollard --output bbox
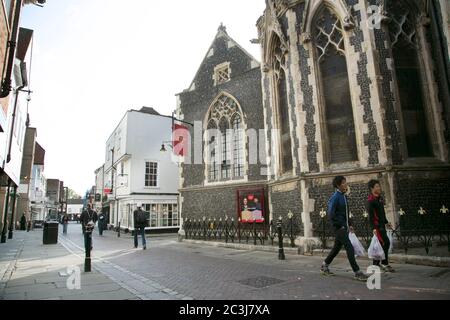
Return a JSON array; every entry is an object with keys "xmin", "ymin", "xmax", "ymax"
[
  {"xmin": 117, "ymin": 222, "xmax": 121, "ymax": 238},
  {"xmin": 277, "ymin": 217, "xmax": 285, "ymax": 260},
  {"xmin": 84, "ymin": 231, "xmax": 92, "ymax": 272}
]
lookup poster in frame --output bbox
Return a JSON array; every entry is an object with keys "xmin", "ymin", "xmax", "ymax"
[{"xmin": 236, "ymin": 188, "xmax": 266, "ymax": 223}]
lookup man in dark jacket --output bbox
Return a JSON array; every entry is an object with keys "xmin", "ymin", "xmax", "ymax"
[
  {"xmin": 366, "ymin": 179, "xmax": 395, "ymax": 272},
  {"xmin": 20, "ymin": 214, "xmax": 27, "ymax": 230},
  {"xmin": 80, "ymin": 204, "xmax": 98, "ymax": 251},
  {"xmin": 133, "ymin": 205, "xmax": 147, "ymax": 250},
  {"xmin": 321, "ymin": 176, "xmax": 368, "ymax": 281},
  {"xmin": 98, "ymin": 212, "xmax": 106, "ymax": 236}
]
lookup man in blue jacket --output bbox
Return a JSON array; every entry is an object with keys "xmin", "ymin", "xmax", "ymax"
[{"xmin": 321, "ymin": 176, "xmax": 368, "ymax": 281}]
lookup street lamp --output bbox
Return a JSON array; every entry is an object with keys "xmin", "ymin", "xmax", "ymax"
[
  {"xmin": 160, "ymin": 141, "xmax": 173, "ymax": 153},
  {"xmin": 160, "ymin": 111, "xmax": 193, "ymax": 152}
]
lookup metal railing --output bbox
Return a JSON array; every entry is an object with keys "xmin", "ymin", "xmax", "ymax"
[
  {"xmin": 313, "ymin": 205, "xmax": 450, "ymax": 255},
  {"xmin": 183, "ymin": 215, "xmax": 303, "ymax": 247}
]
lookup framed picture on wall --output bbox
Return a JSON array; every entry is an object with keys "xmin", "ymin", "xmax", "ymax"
[{"xmin": 236, "ymin": 188, "xmax": 266, "ymax": 223}]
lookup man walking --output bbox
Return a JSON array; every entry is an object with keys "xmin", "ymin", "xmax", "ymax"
[
  {"xmin": 367, "ymin": 179, "xmax": 395, "ymax": 272},
  {"xmin": 321, "ymin": 176, "xmax": 368, "ymax": 281},
  {"xmin": 80, "ymin": 204, "xmax": 98, "ymax": 251},
  {"xmin": 133, "ymin": 205, "xmax": 148, "ymax": 250},
  {"xmin": 98, "ymin": 211, "xmax": 105, "ymax": 236}
]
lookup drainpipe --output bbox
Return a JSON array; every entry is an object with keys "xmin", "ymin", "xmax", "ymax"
[
  {"xmin": 6, "ymin": 64, "xmax": 27, "ymax": 164},
  {"xmin": 0, "ymin": 0, "xmax": 23, "ymax": 99}
]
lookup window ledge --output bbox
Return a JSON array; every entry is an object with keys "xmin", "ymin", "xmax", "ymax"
[
  {"xmin": 325, "ymin": 161, "xmax": 360, "ymax": 172},
  {"xmin": 402, "ymin": 157, "xmax": 445, "ymax": 166}
]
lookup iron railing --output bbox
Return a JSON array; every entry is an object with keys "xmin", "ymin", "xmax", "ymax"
[
  {"xmin": 183, "ymin": 215, "xmax": 303, "ymax": 247},
  {"xmin": 312, "ymin": 205, "xmax": 450, "ymax": 255}
]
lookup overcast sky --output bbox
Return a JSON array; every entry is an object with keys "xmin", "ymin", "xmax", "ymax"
[{"xmin": 20, "ymin": 0, "xmax": 266, "ymax": 196}]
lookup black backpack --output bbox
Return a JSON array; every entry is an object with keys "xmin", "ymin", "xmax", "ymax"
[{"xmin": 136, "ymin": 209, "xmax": 147, "ymax": 225}]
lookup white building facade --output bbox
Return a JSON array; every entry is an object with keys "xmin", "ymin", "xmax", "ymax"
[
  {"xmin": 29, "ymin": 143, "xmax": 47, "ymax": 222},
  {"xmin": 103, "ymin": 107, "xmax": 180, "ymax": 232}
]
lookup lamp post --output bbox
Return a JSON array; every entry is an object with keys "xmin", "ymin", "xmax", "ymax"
[{"xmin": 110, "ymin": 148, "xmax": 120, "ymax": 238}]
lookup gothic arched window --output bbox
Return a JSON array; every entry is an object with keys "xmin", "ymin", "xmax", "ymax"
[
  {"xmin": 314, "ymin": 6, "xmax": 358, "ymax": 164},
  {"xmin": 272, "ymin": 36, "xmax": 293, "ymax": 173},
  {"xmin": 206, "ymin": 94, "xmax": 245, "ymax": 182},
  {"xmin": 388, "ymin": 1, "xmax": 432, "ymax": 157},
  {"xmin": 207, "ymin": 119, "xmax": 219, "ymax": 181},
  {"xmin": 231, "ymin": 113, "xmax": 244, "ymax": 177}
]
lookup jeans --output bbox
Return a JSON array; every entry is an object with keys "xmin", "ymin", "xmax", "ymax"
[
  {"xmin": 373, "ymin": 229, "xmax": 390, "ymax": 266},
  {"xmin": 324, "ymin": 227, "xmax": 360, "ymax": 273},
  {"xmin": 63, "ymin": 223, "xmax": 68, "ymax": 234},
  {"xmin": 134, "ymin": 227, "xmax": 146, "ymax": 248}
]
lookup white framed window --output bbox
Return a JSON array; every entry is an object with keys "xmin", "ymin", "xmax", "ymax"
[
  {"xmin": 205, "ymin": 94, "xmax": 245, "ymax": 182},
  {"xmin": 214, "ymin": 62, "xmax": 231, "ymax": 85},
  {"xmin": 142, "ymin": 203, "xmax": 178, "ymax": 228},
  {"xmin": 144, "ymin": 161, "xmax": 158, "ymax": 187}
]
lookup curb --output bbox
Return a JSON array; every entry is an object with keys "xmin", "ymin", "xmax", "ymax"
[
  {"xmin": 311, "ymin": 249, "xmax": 450, "ymax": 268},
  {"xmin": 182, "ymin": 239, "xmax": 300, "ymax": 255},
  {"xmin": 181, "ymin": 239, "xmax": 450, "ymax": 268}
]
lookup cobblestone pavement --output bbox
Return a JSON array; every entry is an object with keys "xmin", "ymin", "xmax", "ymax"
[
  {"xmin": 1, "ymin": 223, "xmax": 450, "ymax": 300},
  {"xmin": 61, "ymin": 223, "xmax": 450, "ymax": 300}
]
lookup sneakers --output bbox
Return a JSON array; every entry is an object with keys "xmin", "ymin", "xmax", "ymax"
[
  {"xmin": 381, "ymin": 264, "xmax": 396, "ymax": 273},
  {"xmin": 143, "ymin": 246, "xmax": 146, "ymax": 250},
  {"xmin": 354, "ymin": 271, "xmax": 369, "ymax": 282},
  {"xmin": 320, "ymin": 264, "xmax": 335, "ymax": 276}
]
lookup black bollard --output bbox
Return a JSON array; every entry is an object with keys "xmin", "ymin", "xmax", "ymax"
[
  {"xmin": 277, "ymin": 218, "xmax": 285, "ymax": 260},
  {"xmin": 84, "ymin": 230, "xmax": 92, "ymax": 272},
  {"xmin": 117, "ymin": 222, "xmax": 121, "ymax": 238}
]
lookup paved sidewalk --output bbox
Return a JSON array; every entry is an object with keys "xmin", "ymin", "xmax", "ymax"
[{"xmin": 0, "ymin": 229, "xmax": 137, "ymax": 300}]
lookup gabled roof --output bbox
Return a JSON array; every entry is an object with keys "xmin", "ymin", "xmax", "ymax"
[{"xmin": 182, "ymin": 24, "xmax": 260, "ymax": 94}]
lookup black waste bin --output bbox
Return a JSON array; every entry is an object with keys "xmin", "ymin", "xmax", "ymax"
[{"xmin": 43, "ymin": 221, "xmax": 59, "ymax": 244}]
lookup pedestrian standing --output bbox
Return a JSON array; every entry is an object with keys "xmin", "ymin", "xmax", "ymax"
[
  {"xmin": 98, "ymin": 212, "xmax": 105, "ymax": 236},
  {"xmin": 133, "ymin": 205, "xmax": 148, "ymax": 250},
  {"xmin": 62, "ymin": 213, "xmax": 69, "ymax": 234},
  {"xmin": 366, "ymin": 179, "xmax": 395, "ymax": 273},
  {"xmin": 320, "ymin": 176, "xmax": 368, "ymax": 281},
  {"xmin": 80, "ymin": 204, "xmax": 98, "ymax": 251},
  {"xmin": 20, "ymin": 214, "xmax": 27, "ymax": 230}
]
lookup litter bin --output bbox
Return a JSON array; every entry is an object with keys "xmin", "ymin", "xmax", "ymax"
[{"xmin": 43, "ymin": 221, "xmax": 59, "ymax": 244}]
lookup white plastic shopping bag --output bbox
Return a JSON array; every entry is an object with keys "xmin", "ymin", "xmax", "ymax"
[
  {"xmin": 368, "ymin": 235, "xmax": 386, "ymax": 260},
  {"xmin": 349, "ymin": 232, "xmax": 366, "ymax": 257},
  {"xmin": 387, "ymin": 230, "xmax": 394, "ymax": 254}
]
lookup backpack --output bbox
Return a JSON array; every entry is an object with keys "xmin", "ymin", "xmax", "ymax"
[{"xmin": 136, "ymin": 209, "xmax": 147, "ymax": 225}]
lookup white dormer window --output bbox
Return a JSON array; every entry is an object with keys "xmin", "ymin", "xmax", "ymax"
[{"xmin": 214, "ymin": 62, "xmax": 231, "ymax": 85}]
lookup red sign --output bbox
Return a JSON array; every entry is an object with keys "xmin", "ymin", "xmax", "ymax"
[
  {"xmin": 104, "ymin": 188, "xmax": 112, "ymax": 194},
  {"xmin": 172, "ymin": 123, "xmax": 190, "ymax": 157}
]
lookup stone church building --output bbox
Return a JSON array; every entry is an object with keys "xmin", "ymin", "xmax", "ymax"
[
  {"xmin": 177, "ymin": 0, "xmax": 450, "ymax": 251},
  {"xmin": 176, "ymin": 26, "xmax": 268, "ymax": 227},
  {"xmin": 257, "ymin": 0, "xmax": 450, "ymax": 248}
]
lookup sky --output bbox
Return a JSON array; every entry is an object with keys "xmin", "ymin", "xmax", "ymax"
[{"xmin": 20, "ymin": 0, "xmax": 266, "ymax": 196}]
